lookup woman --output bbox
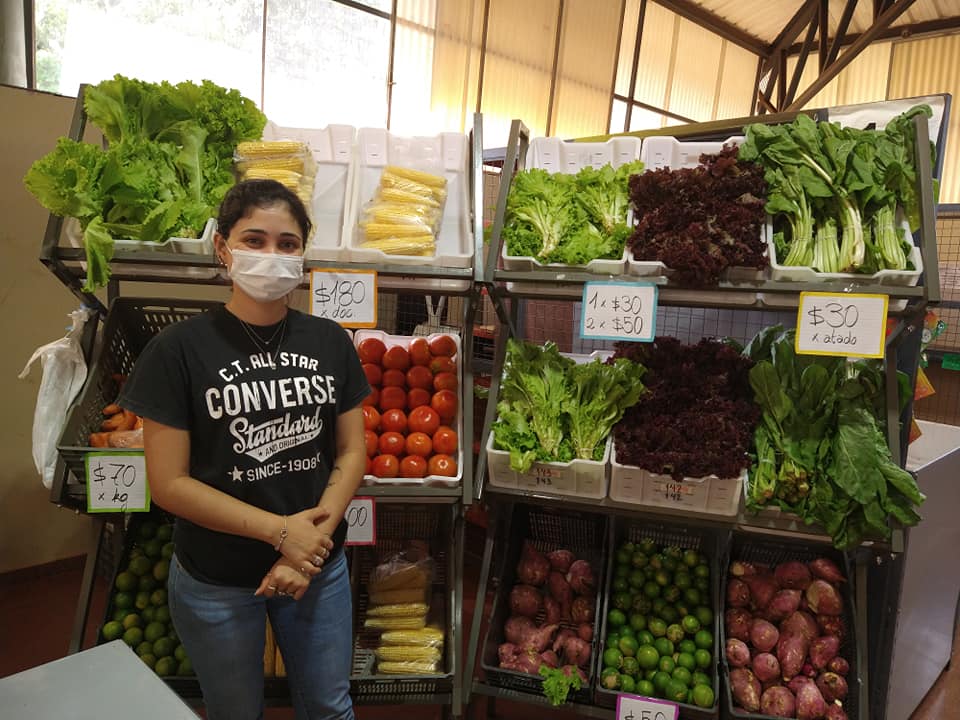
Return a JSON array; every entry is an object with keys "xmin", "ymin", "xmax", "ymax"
[{"xmin": 119, "ymin": 179, "xmax": 369, "ymax": 720}]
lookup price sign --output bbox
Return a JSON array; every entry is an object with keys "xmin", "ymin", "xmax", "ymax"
[
  {"xmin": 85, "ymin": 452, "xmax": 150, "ymax": 513},
  {"xmin": 796, "ymin": 292, "xmax": 889, "ymax": 359},
  {"xmin": 310, "ymin": 269, "xmax": 378, "ymax": 328},
  {"xmin": 344, "ymin": 497, "xmax": 376, "ymax": 546},
  {"xmin": 580, "ymin": 282, "xmax": 657, "ymax": 342},
  {"xmin": 616, "ymin": 693, "xmax": 679, "ymax": 720}
]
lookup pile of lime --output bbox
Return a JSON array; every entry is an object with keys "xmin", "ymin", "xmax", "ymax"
[
  {"xmin": 598, "ymin": 538, "xmax": 715, "ymax": 709},
  {"xmin": 100, "ymin": 518, "xmax": 193, "ymax": 678}
]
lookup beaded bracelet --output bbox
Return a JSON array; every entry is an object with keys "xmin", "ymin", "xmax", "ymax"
[{"xmin": 274, "ymin": 516, "xmax": 288, "ymax": 551}]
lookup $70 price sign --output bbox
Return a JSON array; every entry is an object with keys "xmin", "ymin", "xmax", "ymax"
[
  {"xmin": 580, "ymin": 282, "xmax": 657, "ymax": 342},
  {"xmin": 85, "ymin": 451, "xmax": 150, "ymax": 513},
  {"xmin": 310, "ymin": 269, "xmax": 378, "ymax": 328},
  {"xmin": 344, "ymin": 497, "xmax": 376, "ymax": 546},
  {"xmin": 796, "ymin": 292, "xmax": 889, "ymax": 359}
]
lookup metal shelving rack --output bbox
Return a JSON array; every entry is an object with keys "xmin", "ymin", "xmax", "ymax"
[
  {"xmin": 38, "ymin": 88, "xmax": 488, "ymax": 720},
  {"xmin": 463, "ymin": 103, "xmax": 946, "ymax": 720}
]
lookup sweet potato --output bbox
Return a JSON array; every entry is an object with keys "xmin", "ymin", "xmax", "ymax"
[
  {"xmin": 577, "ymin": 623, "xmax": 593, "ymax": 642},
  {"xmin": 750, "ymin": 619, "xmax": 780, "ymax": 653},
  {"xmin": 504, "ymin": 616, "xmax": 536, "ymax": 645},
  {"xmin": 808, "ymin": 558, "xmax": 846, "ymax": 584},
  {"xmin": 562, "ymin": 635, "xmax": 592, "ymax": 667},
  {"xmin": 753, "ymin": 652, "xmax": 781, "ymax": 683},
  {"xmin": 767, "ymin": 589, "xmax": 802, "ymax": 621},
  {"xmin": 522, "ymin": 623, "xmax": 559, "ymax": 653},
  {"xmin": 827, "ymin": 656, "xmax": 849, "ymax": 676},
  {"xmin": 726, "ymin": 607, "xmax": 753, "ymax": 642},
  {"xmin": 540, "ymin": 649, "xmax": 559, "ymax": 668},
  {"xmin": 817, "ymin": 614, "xmax": 847, "ymax": 640},
  {"xmin": 553, "ymin": 628, "xmax": 576, "ymax": 654},
  {"xmin": 824, "ymin": 704, "xmax": 849, "ymax": 720},
  {"xmin": 760, "ymin": 685, "xmax": 796, "ymax": 718},
  {"xmin": 777, "ymin": 633, "xmax": 809, "ymax": 680},
  {"xmin": 566, "ymin": 560, "xmax": 595, "ymax": 596},
  {"xmin": 727, "ymin": 578, "xmax": 751, "ymax": 608},
  {"xmin": 809, "ymin": 636, "xmax": 840, "ymax": 670},
  {"xmin": 787, "ymin": 675, "xmax": 812, "ymax": 695},
  {"xmin": 816, "ymin": 671, "xmax": 848, "ymax": 703},
  {"xmin": 746, "ymin": 574, "xmax": 780, "ymax": 610},
  {"xmin": 781, "ymin": 611, "xmax": 820, "ymax": 642},
  {"xmin": 548, "ymin": 571, "xmax": 573, "ymax": 616},
  {"xmin": 498, "ymin": 642, "xmax": 518, "ymax": 665},
  {"xmin": 730, "ymin": 560, "xmax": 759, "ymax": 577},
  {"xmin": 795, "ymin": 679, "xmax": 827, "ymax": 720},
  {"xmin": 726, "ymin": 638, "xmax": 751, "ymax": 668},
  {"xmin": 806, "ymin": 580, "xmax": 843, "ymax": 616},
  {"xmin": 516, "ymin": 542, "xmax": 550, "ymax": 587},
  {"xmin": 509, "ymin": 585, "xmax": 542, "ymax": 618},
  {"xmin": 547, "ymin": 549, "xmax": 574, "ymax": 573},
  {"xmin": 729, "ymin": 667, "xmax": 762, "ymax": 712},
  {"xmin": 775, "ymin": 560, "xmax": 813, "ymax": 590},
  {"xmin": 543, "ymin": 595, "xmax": 561, "ymax": 625},
  {"xmin": 570, "ymin": 596, "xmax": 595, "ymax": 625}
]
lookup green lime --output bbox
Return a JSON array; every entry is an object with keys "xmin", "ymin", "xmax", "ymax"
[
  {"xmin": 608, "ymin": 608, "xmax": 627, "ymax": 628},
  {"xmin": 654, "ymin": 570, "xmax": 671, "ymax": 587},
  {"xmin": 665, "ymin": 679, "xmax": 689, "ymax": 703},
  {"xmin": 150, "ymin": 589, "xmax": 168, "ymax": 607},
  {"xmin": 648, "ymin": 618, "xmax": 667, "ymax": 638},
  {"xmin": 658, "ymin": 655, "xmax": 675, "ymax": 674},
  {"xmin": 176, "ymin": 658, "xmax": 194, "ymax": 676},
  {"xmin": 616, "ymin": 548, "xmax": 632, "ymax": 566},
  {"xmin": 653, "ymin": 637, "xmax": 674, "ymax": 658},
  {"xmin": 695, "ymin": 576, "xmax": 710, "ymax": 593},
  {"xmin": 144, "ymin": 621, "xmax": 167, "ymax": 643},
  {"xmin": 694, "ymin": 629, "xmax": 713, "ymax": 650},
  {"xmin": 683, "ymin": 588, "xmax": 702, "ymax": 607},
  {"xmin": 600, "ymin": 667, "xmax": 621, "ymax": 690},
  {"xmin": 671, "ymin": 666, "xmax": 692, "ymax": 686},
  {"xmin": 674, "ymin": 573, "xmax": 692, "ymax": 590},
  {"xmin": 137, "ymin": 521, "xmax": 159, "ymax": 541},
  {"xmin": 114, "ymin": 591, "xmax": 133, "ymax": 610},
  {"xmin": 154, "ymin": 606, "xmax": 171, "ymax": 624},
  {"xmin": 128, "ymin": 556, "xmax": 152, "ymax": 577},
  {"xmin": 156, "ymin": 524, "xmax": 174, "ymax": 542},
  {"xmin": 652, "ymin": 598, "xmax": 667, "ymax": 615},
  {"xmin": 636, "ymin": 679, "xmax": 655, "ymax": 697},
  {"xmin": 691, "ymin": 683, "xmax": 715, "ymax": 708},
  {"xmin": 135, "ymin": 641, "xmax": 153, "ymax": 657},
  {"xmin": 638, "ymin": 539, "xmax": 657, "ymax": 556},
  {"xmin": 620, "ymin": 674, "xmax": 636, "ymax": 693},
  {"xmin": 102, "ymin": 620, "xmax": 123, "ymax": 642},
  {"xmin": 681, "ymin": 615, "xmax": 701, "ymax": 635},
  {"xmin": 620, "ymin": 625, "xmax": 636, "ymax": 638},
  {"xmin": 112, "ymin": 608, "xmax": 128, "ymax": 622},
  {"xmin": 603, "ymin": 647, "xmax": 624, "ymax": 669},
  {"xmin": 613, "ymin": 592, "xmax": 632, "ymax": 611},
  {"xmin": 621, "ymin": 541, "xmax": 636, "ymax": 554},
  {"xmin": 122, "ymin": 613, "xmax": 142, "ymax": 630},
  {"xmin": 683, "ymin": 549, "xmax": 700, "ymax": 568},
  {"xmin": 153, "ymin": 637, "xmax": 175, "ymax": 658},
  {"xmin": 631, "ymin": 551, "xmax": 649, "ymax": 569},
  {"xmin": 662, "ymin": 586, "xmax": 681, "ymax": 603},
  {"xmin": 628, "ymin": 570, "xmax": 646, "ymax": 589},
  {"xmin": 141, "ymin": 606, "xmax": 156, "ymax": 623},
  {"xmin": 607, "ymin": 632, "xmax": 621, "ymax": 649},
  {"xmin": 645, "ymin": 668, "xmax": 658, "ymax": 681},
  {"xmin": 635, "ymin": 645, "xmax": 659, "ymax": 670},
  {"xmin": 615, "ymin": 564, "xmax": 629, "ymax": 580},
  {"xmin": 694, "ymin": 606, "xmax": 714, "ymax": 628},
  {"xmin": 692, "ymin": 671, "xmax": 712, "ymax": 687},
  {"xmin": 660, "ymin": 606, "xmax": 679, "ymax": 624},
  {"xmin": 666, "ymin": 624, "xmax": 685, "ymax": 644},
  {"xmin": 662, "ymin": 556, "xmax": 678, "ymax": 573},
  {"xmin": 618, "ymin": 635, "xmax": 639, "ymax": 658},
  {"xmin": 153, "ymin": 559, "xmax": 170, "ymax": 582},
  {"xmin": 143, "ymin": 539, "xmax": 163, "ymax": 559},
  {"xmin": 612, "ymin": 578, "xmax": 629, "ymax": 593},
  {"xmin": 161, "ymin": 542, "xmax": 175, "ymax": 560},
  {"xmin": 649, "ymin": 554, "xmax": 664, "ymax": 570},
  {"xmin": 693, "ymin": 564, "xmax": 710, "ymax": 579},
  {"xmin": 677, "ymin": 652, "xmax": 697, "ymax": 672},
  {"xmin": 679, "ymin": 639, "xmax": 697, "ymax": 655},
  {"xmin": 694, "ymin": 648, "xmax": 712, "ymax": 670},
  {"xmin": 155, "ymin": 656, "xmax": 177, "ymax": 677},
  {"xmin": 174, "ymin": 644, "xmax": 188, "ymax": 662},
  {"xmin": 632, "ymin": 596, "xmax": 652, "ymax": 615},
  {"xmin": 122, "ymin": 627, "xmax": 144, "ymax": 647},
  {"xmin": 652, "ymin": 670, "xmax": 672, "ymax": 694},
  {"xmin": 636, "ymin": 630, "xmax": 654, "ymax": 647},
  {"xmin": 138, "ymin": 575, "xmax": 157, "ymax": 593},
  {"xmin": 140, "ymin": 653, "xmax": 157, "ymax": 670},
  {"xmin": 622, "ymin": 656, "xmax": 641, "ymax": 677},
  {"xmin": 134, "ymin": 592, "xmax": 151, "ymax": 611},
  {"xmin": 629, "ymin": 613, "xmax": 647, "ymax": 632},
  {"xmin": 115, "ymin": 572, "xmax": 137, "ymax": 592},
  {"xmin": 643, "ymin": 581, "xmax": 661, "ymax": 599},
  {"xmin": 130, "ymin": 547, "xmax": 144, "ymax": 559},
  {"xmin": 167, "ymin": 627, "xmax": 179, "ymax": 643}
]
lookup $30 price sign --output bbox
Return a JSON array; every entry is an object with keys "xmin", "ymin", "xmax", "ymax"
[
  {"xmin": 796, "ymin": 292, "xmax": 889, "ymax": 359},
  {"xmin": 310, "ymin": 269, "xmax": 378, "ymax": 328},
  {"xmin": 85, "ymin": 451, "xmax": 150, "ymax": 513},
  {"xmin": 580, "ymin": 282, "xmax": 657, "ymax": 342}
]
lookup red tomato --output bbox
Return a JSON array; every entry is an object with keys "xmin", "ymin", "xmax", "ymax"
[
  {"xmin": 372, "ymin": 454, "xmax": 399, "ymax": 478},
  {"xmin": 361, "ymin": 387, "xmax": 380, "ymax": 408},
  {"xmin": 433, "ymin": 372, "xmax": 458, "ymax": 392},
  {"xmin": 407, "ymin": 388, "xmax": 431, "ymax": 409},
  {"xmin": 364, "ymin": 430, "xmax": 378, "ymax": 457},
  {"xmin": 378, "ymin": 431, "xmax": 406, "ymax": 457},
  {"xmin": 382, "ymin": 369, "xmax": 407, "ymax": 388},
  {"xmin": 362, "ymin": 363, "xmax": 382, "ymax": 387},
  {"xmin": 379, "ymin": 386, "xmax": 406, "ymax": 412},
  {"xmin": 358, "ymin": 338, "xmax": 387, "ymax": 365},
  {"xmin": 432, "ymin": 426, "xmax": 458, "ymax": 455},
  {"xmin": 400, "ymin": 455, "xmax": 427, "ymax": 479},
  {"xmin": 405, "ymin": 431, "xmax": 433, "ymax": 458},
  {"xmin": 427, "ymin": 454, "xmax": 457, "ymax": 477},
  {"xmin": 408, "ymin": 406, "xmax": 440, "ymax": 436},
  {"xmin": 382, "ymin": 346, "xmax": 411, "ymax": 371},
  {"xmin": 408, "ymin": 337, "xmax": 432, "ymax": 366},
  {"xmin": 406, "ymin": 365, "xmax": 434, "ymax": 390},
  {"xmin": 362, "ymin": 406, "xmax": 380, "ymax": 432},
  {"xmin": 428, "ymin": 335, "xmax": 457, "ymax": 358},
  {"xmin": 429, "ymin": 356, "xmax": 456, "ymax": 375},
  {"xmin": 380, "ymin": 409, "xmax": 407, "ymax": 434},
  {"xmin": 431, "ymin": 390, "xmax": 457, "ymax": 424}
]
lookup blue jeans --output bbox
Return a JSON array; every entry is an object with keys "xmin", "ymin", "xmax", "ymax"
[{"xmin": 168, "ymin": 551, "xmax": 354, "ymax": 720}]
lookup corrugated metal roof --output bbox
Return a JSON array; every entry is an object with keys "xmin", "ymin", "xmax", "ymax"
[{"xmin": 690, "ymin": 0, "xmax": 959, "ymax": 47}]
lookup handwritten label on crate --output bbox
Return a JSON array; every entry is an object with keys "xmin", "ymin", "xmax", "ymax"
[
  {"xmin": 652, "ymin": 478, "xmax": 700, "ymax": 507},
  {"xmin": 616, "ymin": 693, "xmax": 679, "ymax": 720},
  {"xmin": 310, "ymin": 269, "xmax": 377, "ymax": 328},
  {"xmin": 796, "ymin": 292, "xmax": 888, "ymax": 359},
  {"xmin": 86, "ymin": 452, "xmax": 150, "ymax": 513},
  {"xmin": 581, "ymin": 282, "xmax": 657, "ymax": 342},
  {"xmin": 344, "ymin": 497, "xmax": 376, "ymax": 546},
  {"xmin": 518, "ymin": 464, "xmax": 575, "ymax": 494}
]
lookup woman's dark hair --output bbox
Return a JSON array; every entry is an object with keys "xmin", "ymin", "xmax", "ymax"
[{"xmin": 217, "ymin": 179, "xmax": 312, "ymax": 241}]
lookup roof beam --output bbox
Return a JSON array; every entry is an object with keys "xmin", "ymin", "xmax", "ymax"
[
  {"xmin": 785, "ymin": 15, "xmax": 960, "ymax": 54},
  {"xmin": 785, "ymin": 7, "xmax": 821, "ymax": 106},
  {"xmin": 786, "ymin": 0, "xmax": 917, "ymax": 110},
  {"xmin": 650, "ymin": 0, "xmax": 769, "ymax": 56},
  {"xmin": 755, "ymin": 0, "xmax": 818, "ymax": 112},
  {"xmin": 826, "ymin": 0, "xmax": 859, "ymax": 66}
]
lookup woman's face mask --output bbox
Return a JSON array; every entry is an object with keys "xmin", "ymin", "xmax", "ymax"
[{"xmin": 225, "ymin": 246, "xmax": 304, "ymax": 302}]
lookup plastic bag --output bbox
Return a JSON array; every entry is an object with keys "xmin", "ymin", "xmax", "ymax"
[
  {"xmin": 379, "ymin": 626, "xmax": 444, "ymax": 648},
  {"xmin": 19, "ymin": 308, "xmax": 94, "ymax": 488},
  {"xmin": 369, "ymin": 542, "xmax": 435, "ymax": 593}
]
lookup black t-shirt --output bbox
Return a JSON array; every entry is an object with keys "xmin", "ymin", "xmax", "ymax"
[{"xmin": 118, "ymin": 305, "xmax": 369, "ymax": 587}]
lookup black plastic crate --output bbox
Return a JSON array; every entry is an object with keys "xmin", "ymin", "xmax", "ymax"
[
  {"xmin": 480, "ymin": 503, "xmax": 609, "ymax": 705},
  {"xmin": 720, "ymin": 533, "xmax": 861, "ymax": 720},
  {"xmin": 349, "ymin": 503, "xmax": 456, "ymax": 704},
  {"xmin": 56, "ymin": 297, "xmax": 222, "ymax": 503},
  {"xmin": 594, "ymin": 518, "xmax": 722, "ymax": 719}
]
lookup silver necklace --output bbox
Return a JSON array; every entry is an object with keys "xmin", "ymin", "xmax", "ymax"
[{"xmin": 237, "ymin": 315, "xmax": 288, "ymax": 367}]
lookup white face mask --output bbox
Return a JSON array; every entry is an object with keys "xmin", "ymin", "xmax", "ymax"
[{"xmin": 225, "ymin": 247, "xmax": 304, "ymax": 302}]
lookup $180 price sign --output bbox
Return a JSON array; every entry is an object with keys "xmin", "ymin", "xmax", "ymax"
[
  {"xmin": 796, "ymin": 292, "xmax": 889, "ymax": 359},
  {"xmin": 85, "ymin": 451, "xmax": 150, "ymax": 513},
  {"xmin": 580, "ymin": 282, "xmax": 657, "ymax": 342},
  {"xmin": 310, "ymin": 269, "xmax": 378, "ymax": 328}
]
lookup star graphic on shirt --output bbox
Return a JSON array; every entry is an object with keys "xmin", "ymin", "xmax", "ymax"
[{"xmin": 230, "ymin": 466, "xmax": 243, "ymax": 483}]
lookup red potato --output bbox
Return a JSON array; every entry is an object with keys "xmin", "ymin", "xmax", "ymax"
[
  {"xmin": 540, "ymin": 650, "xmax": 559, "ymax": 668},
  {"xmin": 727, "ymin": 578, "xmax": 752, "ymax": 608},
  {"xmin": 730, "ymin": 667, "xmax": 762, "ymax": 713},
  {"xmin": 509, "ymin": 584, "xmax": 542, "ymax": 618},
  {"xmin": 775, "ymin": 560, "xmax": 813, "ymax": 590},
  {"xmin": 553, "ymin": 628, "xmax": 576, "ymax": 654},
  {"xmin": 570, "ymin": 596, "xmax": 595, "ymax": 625},
  {"xmin": 726, "ymin": 608, "xmax": 753, "ymax": 643},
  {"xmin": 562, "ymin": 635, "xmax": 592, "ymax": 667},
  {"xmin": 502, "ymin": 648, "xmax": 545, "ymax": 675},
  {"xmin": 516, "ymin": 542, "xmax": 550, "ymax": 587},
  {"xmin": 788, "ymin": 675, "xmax": 812, "ymax": 695},
  {"xmin": 768, "ymin": 589, "xmax": 803, "ymax": 621},
  {"xmin": 806, "ymin": 580, "xmax": 843, "ymax": 616},
  {"xmin": 796, "ymin": 678, "xmax": 828, "ymax": 720},
  {"xmin": 566, "ymin": 560, "xmax": 596, "ymax": 596},
  {"xmin": 777, "ymin": 632, "xmax": 810, "ymax": 680},
  {"xmin": 522, "ymin": 623, "xmax": 559, "ymax": 653},
  {"xmin": 816, "ymin": 671, "xmax": 849, "ymax": 703},
  {"xmin": 746, "ymin": 574, "xmax": 780, "ymax": 610},
  {"xmin": 543, "ymin": 596, "xmax": 561, "ymax": 625},
  {"xmin": 760, "ymin": 685, "xmax": 797, "ymax": 718},
  {"xmin": 827, "ymin": 656, "xmax": 850, "ymax": 676},
  {"xmin": 781, "ymin": 611, "xmax": 820, "ymax": 643},
  {"xmin": 825, "ymin": 703, "xmax": 849, "ymax": 720},
  {"xmin": 577, "ymin": 623, "xmax": 593, "ymax": 642},
  {"xmin": 750, "ymin": 619, "xmax": 780, "ymax": 653},
  {"xmin": 547, "ymin": 549, "xmax": 575, "ymax": 573},
  {"xmin": 752, "ymin": 653, "xmax": 781, "ymax": 683},
  {"xmin": 726, "ymin": 638, "xmax": 751, "ymax": 668},
  {"xmin": 504, "ymin": 616, "xmax": 536, "ymax": 645},
  {"xmin": 549, "ymin": 572, "xmax": 573, "ymax": 618},
  {"xmin": 808, "ymin": 558, "xmax": 846, "ymax": 584},
  {"xmin": 818, "ymin": 615, "xmax": 847, "ymax": 641},
  {"xmin": 809, "ymin": 635, "xmax": 840, "ymax": 670},
  {"xmin": 802, "ymin": 663, "xmax": 817, "ymax": 678}
]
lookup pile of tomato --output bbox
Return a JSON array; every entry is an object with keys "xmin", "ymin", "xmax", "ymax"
[{"xmin": 359, "ymin": 334, "xmax": 460, "ymax": 479}]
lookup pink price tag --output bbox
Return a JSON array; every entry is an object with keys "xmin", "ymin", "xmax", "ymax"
[{"xmin": 615, "ymin": 693, "xmax": 679, "ymax": 720}]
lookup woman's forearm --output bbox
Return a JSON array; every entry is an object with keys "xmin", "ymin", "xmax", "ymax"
[{"xmin": 315, "ymin": 447, "xmax": 367, "ymax": 535}]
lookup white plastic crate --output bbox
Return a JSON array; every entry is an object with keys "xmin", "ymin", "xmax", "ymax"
[
  {"xmin": 638, "ymin": 134, "xmax": 743, "ymax": 171},
  {"xmin": 343, "ymin": 129, "xmax": 473, "ymax": 270},
  {"xmin": 354, "ymin": 328, "xmax": 463, "ymax": 488},
  {"xmin": 485, "ymin": 432, "xmax": 610, "ymax": 499},
  {"xmin": 609, "ymin": 445, "xmax": 744, "ymax": 517}
]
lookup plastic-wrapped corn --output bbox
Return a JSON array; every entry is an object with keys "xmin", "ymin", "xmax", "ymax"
[
  {"xmin": 364, "ymin": 615, "xmax": 427, "ymax": 631},
  {"xmin": 383, "ymin": 165, "xmax": 446, "ymax": 189},
  {"xmin": 377, "ymin": 186, "xmax": 441, "ymax": 209},
  {"xmin": 377, "ymin": 660, "xmax": 440, "ymax": 675},
  {"xmin": 369, "ymin": 587, "xmax": 429, "ymax": 606},
  {"xmin": 236, "ymin": 140, "xmax": 308, "ymax": 157},
  {"xmin": 375, "ymin": 645, "xmax": 441, "ymax": 663},
  {"xmin": 379, "ymin": 626, "xmax": 444, "ymax": 648},
  {"xmin": 359, "ymin": 238, "xmax": 435, "ymax": 256},
  {"xmin": 363, "ymin": 203, "xmax": 440, "ymax": 229},
  {"xmin": 366, "ymin": 602, "xmax": 429, "ymax": 618}
]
